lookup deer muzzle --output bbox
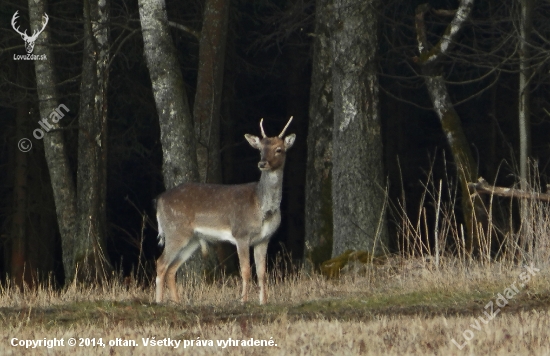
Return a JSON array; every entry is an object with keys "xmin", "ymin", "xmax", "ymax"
[{"xmin": 258, "ymin": 161, "xmax": 269, "ymax": 170}]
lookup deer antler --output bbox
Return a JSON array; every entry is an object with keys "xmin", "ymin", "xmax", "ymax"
[
  {"xmin": 259, "ymin": 118, "xmax": 267, "ymax": 138},
  {"xmin": 278, "ymin": 116, "xmax": 293, "ymax": 138},
  {"xmin": 11, "ymin": 11, "xmax": 28, "ymax": 39}
]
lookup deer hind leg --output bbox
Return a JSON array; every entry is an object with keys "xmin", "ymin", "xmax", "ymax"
[
  {"xmin": 236, "ymin": 241, "xmax": 251, "ymax": 303},
  {"xmin": 253, "ymin": 241, "xmax": 269, "ymax": 305},
  {"xmin": 155, "ymin": 230, "xmax": 198, "ymax": 303},
  {"xmin": 164, "ymin": 238, "xmax": 201, "ymax": 303}
]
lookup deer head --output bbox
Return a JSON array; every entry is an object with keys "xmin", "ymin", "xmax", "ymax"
[
  {"xmin": 11, "ymin": 11, "xmax": 49, "ymax": 54},
  {"xmin": 244, "ymin": 116, "xmax": 296, "ymax": 171}
]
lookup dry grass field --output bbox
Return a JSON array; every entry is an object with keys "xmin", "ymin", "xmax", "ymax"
[
  {"xmin": 1, "ymin": 259, "xmax": 550, "ymax": 355},
  {"xmin": 2, "ymin": 179, "xmax": 550, "ymax": 355}
]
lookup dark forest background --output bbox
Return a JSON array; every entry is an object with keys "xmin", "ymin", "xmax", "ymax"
[{"xmin": 1, "ymin": 0, "xmax": 549, "ymax": 287}]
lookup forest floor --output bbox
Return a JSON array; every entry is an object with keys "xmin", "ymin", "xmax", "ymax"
[{"xmin": 1, "ymin": 257, "xmax": 550, "ymax": 355}]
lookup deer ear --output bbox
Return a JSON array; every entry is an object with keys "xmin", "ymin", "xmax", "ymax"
[
  {"xmin": 284, "ymin": 134, "xmax": 296, "ymax": 150},
  {"xmin": 244, "ymin": 134, "xmax": 261, "ymax": 149}
]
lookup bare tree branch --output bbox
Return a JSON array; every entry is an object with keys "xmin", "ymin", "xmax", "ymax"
[
  {"xmin": 469, "ymin": 177, "xmax": 550, "ymax": 201},
  {"xmin": 168, "ymin": 21, "xmax": 200, "ymax": 40}
]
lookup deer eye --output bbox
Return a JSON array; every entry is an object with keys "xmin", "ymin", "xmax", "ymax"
[{"xmin": 275, "ymin": 147, "xmax": 283, "ymax": 154}]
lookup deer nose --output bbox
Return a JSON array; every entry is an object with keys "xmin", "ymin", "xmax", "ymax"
[{"xmin": 258, "ymin": 161, "xmax": 268, "ymax": 170}]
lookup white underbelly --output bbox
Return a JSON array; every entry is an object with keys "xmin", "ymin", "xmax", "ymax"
[
  {"xmin": 194, "ymin": 226, "xmax": 237, "ymax": 244},
  {"xmin": 194, "ymin": 213, "xmax": 280, "ymax": 245}
]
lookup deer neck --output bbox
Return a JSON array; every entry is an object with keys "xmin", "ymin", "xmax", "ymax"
[{"xmin": 257, "ymin": 168, "xmax": 284, "ymax": 216}]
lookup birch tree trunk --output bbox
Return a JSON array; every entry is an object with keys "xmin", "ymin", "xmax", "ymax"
[
  {"xmin": 138, "ymin": 0, "xmax": 199, "ymax": 189},
  {"xmin": 29, "ymin": 0, "xmax": 78, "ymax": 281},
  {"xmin": 75, "ymin": 0, "xmax": 111, "ymax": 281},
  {"xmin": 330, "ymin": 0, "xmax": 388, "ymax": 257},
  {"xmin": 304, "ymin": 0, "xmax": 334, "ymax": 267}
]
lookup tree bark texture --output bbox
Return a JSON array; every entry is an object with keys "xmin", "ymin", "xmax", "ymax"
[
  {"xmin": 193, "ymin": 0, "xmax": 229, "ymax": 184},
  {"xmin": 75, "ymin": 0, "xmax": 111, "ymax": 281},
  {"xmin": 330, "ymin": 0, "xmax": 389, "ymax": 257},
  {"xmin": 138, "ymin": 0, "xmax": 200, "ymax": 188},
  {"xmin": 29, "ymin": 0, "xmax": 78, "ymax": 282},
  {"xmin": 304, "ymin": 0, "xmax": 334, "ymax": 267}
]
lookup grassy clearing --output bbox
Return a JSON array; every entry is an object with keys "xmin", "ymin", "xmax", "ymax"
[{"xmin": 1, "ymin": 260, "xmax": 550, "ymax": 355}]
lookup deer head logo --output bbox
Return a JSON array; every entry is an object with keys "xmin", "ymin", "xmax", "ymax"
[{"xmin": 11, "ymin": 11, "xmax": 49, "ymax": 54}]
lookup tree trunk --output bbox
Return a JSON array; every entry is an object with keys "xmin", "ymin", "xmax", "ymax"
[
  {"xmin": 193, "ymin": 0, "xmax": 229, "ymax": 185},
  {"xmin": 192, "ymin": 0, "xmax": 230, "ymax": 275},
  {"xmin": 518, "ymin": 0, "xmax": 533, "ymax": 255},
  {"xmin": 75, "ymin": 0, "xmax": 111, "ymax": 281},
  {"xmin": 422, "ymin": 72, "xmax": 479, "ymax": 251},
  {"xmin": 518, "ymin": 0, "xmax": 532, "ymax": 189},
  {"xmin": 330, "ymin": 0, "xmax": 389, "ymax": 257},
  {"xmin": 29, "ymin": 0, "xmax": 78, "ymax": 282},
  {"xmin": 138, "ymin": 0, "xmax": 199, "ymax": 189},
  {"xmin": 304, "ymin": 0, "xmax": 333, "ymax": 267},
  {"xmin": 138, "ymin": 0, "xmax": 202, "ymax": 276},
  {"xmin": 414, "ymin": 1, "xmax": 485, "ymax": 254},
  {"xmin": 11, "ymin": 64, "xmax": 31, "ymax": 288}
]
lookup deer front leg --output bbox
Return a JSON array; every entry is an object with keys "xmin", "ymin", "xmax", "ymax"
[
  {"xmin": 254, "ymin": 242, "xmax": 269, "ymax": 305},
  {"xmin": 236, "ymin": 242, "xmax": 251, "ymax": 303}
]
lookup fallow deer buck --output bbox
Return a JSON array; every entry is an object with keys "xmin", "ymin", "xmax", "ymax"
[{"xmin": 155, "ymin": 117, "xmax": 295, "ymax": 305}]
